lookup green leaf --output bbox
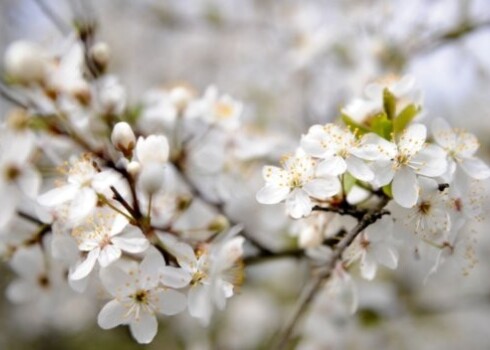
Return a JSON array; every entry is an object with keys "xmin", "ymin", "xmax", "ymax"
[
  {"xmin": 371, "ymin": 113, "xmax": 393, "ymax": 140},
  {"xmin": 343, "ymin": 173, "xmax": 357, "ymax": 194},
  {"xmin": 122, "ymin": 104, "xmax": 143, "ymax": 125},
  {"xmin": 383, "ymin": 88, "xmax": 396, "ymax": 120},
  {"xmin": 394, "ymin": 104, "xmax": 419, "ymax": 134},
  {"xmin": 341, "ymin": 113, "xmax": 370, "ymax": 135},
  {"xmin": 382, "ymin": 184, "xmax": 393, "ymax": 198}
]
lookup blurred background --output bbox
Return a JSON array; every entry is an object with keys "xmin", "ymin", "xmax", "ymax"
[{"xmin": 1, "ymin": 0, "xmax": 490, "ymax": 349}]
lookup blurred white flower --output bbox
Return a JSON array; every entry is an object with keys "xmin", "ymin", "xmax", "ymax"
[
  {"xmin": 98, "ymin": 250, "xmax": 187, "ymax": 344},
  {"xmin": 186, "ymin": 86, "xmax": 242, "ymax": 131},
  {"xmin": 0, "ymin": 131, "xmax": 40, "ymax": 228},
  {"xmin": 256, "ymin": 151, "xmax": 341, "ymax": 219},
  {"xmin": 432, "ymin": 118, "xmax": 490, "ymax": 180},
  {"xmin": 69, "ymin": 211, "xmax": 149, "ymax": 281},
  {"xmin": 37, "ymin": 155, "xmax": 120, "ymax": 223},
  {"xmin": 345, "ymin": 216, "xmax": 398, "ymax": 280},
  {"xmin": 368, "ymin": 124, "xmax": 447, "ymax": 207},
  {"xmin": 159, "ymin": 225, "xmax": 244, "ymax": 325}
]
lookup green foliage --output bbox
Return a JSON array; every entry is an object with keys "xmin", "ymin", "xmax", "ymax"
[
  {"xmin": 394, "ymin": 104, "xmax": 419, "ymax": 134},
  {"xmin": 341, "ymin": 113, "xmax": 370, "ymax": 135},
  {"xmin": 370, "ymin": 113, "xmax": 393, "ymax": 140},
  {"xmin": 343, "ymin": 173, "xmax": 357, "ymax": 194},
  {"xmin": 122, "ymin": 104, "xmax": 143, "ymax": 125},
  {"xmin": 382, "ymin": 184, "xmax": 393, "ymax": 198},
  {"xmin": 383, "ymin": 88, "xmax": 396, "ymax": 120}
]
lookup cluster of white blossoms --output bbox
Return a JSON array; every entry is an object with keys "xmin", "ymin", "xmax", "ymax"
[
  {"xmin": 257, "ymin": 75, "xmax": 490, "ymax": 283},
  {"xmin": 1, "ymin": 28, "xmax": 490, "ymax": 347},
  {"xmin": 0, "ymin": 34, "xmax": 261, "ymax": 344}
]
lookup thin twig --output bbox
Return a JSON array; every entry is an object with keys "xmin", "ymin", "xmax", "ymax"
[
  {"xmin": 0, "ymin": 84, "xmax": 29, "ymax": 109},
  {"xmin": 272, "ymin": 198, "xmax": 390, "ymax": 350}
]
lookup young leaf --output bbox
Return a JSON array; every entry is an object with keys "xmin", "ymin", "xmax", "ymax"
[
  {"xmin": 394, "ymin": 104, "xmax": 419, "ymax": 134},
  {"xmin": 341, "ymin": 113, "xmax": 370, "ymax": 135},
  {"xmin": 343, "ymin": 173, "xmax": 357, "ymax": 194},
  {"xmin": 382, "ymin": 184, "xmax": 393, "ymax": 198},
  {"xmin": 383, "ymin": 88, "xmax": 397, "ymax": 120},
  {"xmin": 371, "ymin": 113, "xmax": 393, "ymax": 140}
]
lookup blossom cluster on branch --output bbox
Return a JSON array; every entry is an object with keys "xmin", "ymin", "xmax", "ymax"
[{"xmin": 0, "ymin": 26, "xmax": 489, "ymax": 348}]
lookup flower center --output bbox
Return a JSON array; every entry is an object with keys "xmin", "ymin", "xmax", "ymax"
[
  {"xmin": 38, "ymin": 274, "xmax": 50, "ymax": 289},
  {"xmin": 214, "ymin": 102, "xmax": 234, "ymax": 120},
  {"xmin": 417, "ymin": 201, "xmax": 431, "ymax": 215},
  {"xmin": 4, "ymin": 165, "xmax": 21, "ymax": 182},
  {"xmin": 132, "ymin": 290, "xmax": 149, "ymax": 304}
]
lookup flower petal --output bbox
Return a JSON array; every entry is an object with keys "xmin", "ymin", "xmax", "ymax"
[
  {"xmin": 110, "ymin": 214, "xmax": 129, "ymax": 236},
  {"xmin": 460, "ymin": 157, "xmax": 490, "ymax": 180},
  {"xmin": 37, "ymin": 184, "xmax": 78, "ymax": 207},
  {"xmin": 98, "ymin": 299, "xmax": 127, "ymax": 329},
  {"xmin": 303, "ymin": 178, "xmax": 341, "ymax": 200},
  {"xmin": 346, "ymin": 156, "xmax": 374, "ymax": 181},
  {"xmin": 188, "ymin": 284, "xmax": 212, "ymax": 325},
  {"xmin": 398, "ymin": 123, "xmax": 427, "ymax": 157},
  {"xmin": 112, "ymin": 235, "xmax": 149, "ymax": 254},
  {"xmin": 432, "ymin": 118, "xmax": 456, "ymax": 150},
  {"xmin": 316, "ymin": 156, "xmax": 346, "ymax": 177},
  {"xmin": 129, "ymin": 312, "xmax": 158, "ymax": 344},
  {"xmin": 360, "ymin": 255, "xmax": 378, "ymax": 280},
  {"xmin": 152, "ymin": 289, "xmax": 187, "ymax": 315},
  {"xmin": 70, "ymin": 247, "xmax": 100, "ymax": 280},
  {"xmin": 6, "ymin": 279, "xmax": 40, "ymax": 303},
  {"xmin": 411, "ymin": 144, "xmax": 447, "ymax": 177},
  {"xmin": 286, "ymin": 189, "xmax": 312, "ymax": 219},
  {"xmin": 373, "ymin": 243, "xmax": 399, "ymax": 269},
  {"xmin": 256, "ymin": 184, "xmax": 290, "ymax": 204},
  {"xmin": 18, "ymin": 167, "xmax": 41, "ymax": 198},
  {"xmin": 100, "ymin": 266, "xmax": 134, "ymax": 296},
  {"xmin": 160, "ymin": 266, "xmax": 192, "ymax": 288},
  {"xmin": 68, "ymin": 187, "xmax": 97, "ymax": 222},
  {"xmin": 98, "ymin": 245, "xmax": 122, "ymax": 267},
  {"xmin": 392, "ymin": 166, "xmax": 419, "ymax": 208}
]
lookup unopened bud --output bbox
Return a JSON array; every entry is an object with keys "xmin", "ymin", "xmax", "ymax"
[
  {"xmin": 90, "ymin": 42, "xmax": 110, "ymax": 71},
  {"xmin": 139, "ymin": 163, "xmax": 165, "ymax": 195},
  {"xmin": 207, "ymin": 215, "xmax": 230, "ymax": 233},
  {"xmin": 176, "ymin": 194, "xmax": 193, "ymax": 212},
  {"xmin": 7, "ymin": 109, "xmax": 30, "ymax": 131},
  {"xmin": 169, "ymin": 86, "xmax": 193, "ymax": 112},
  {"xmin": 4, "ymin": 41, "xmax": 48, "ymax": 84},
  {"xmin": 298, "ymin": 227, "xmax": 322, "ymax": 249},
  {"xmin": 126, "ymin": 161, "xmax": 141, "ymax": 177},
  {"xmin": 111, "ymin": 122, "xmax": 136, "ymax": 156}
]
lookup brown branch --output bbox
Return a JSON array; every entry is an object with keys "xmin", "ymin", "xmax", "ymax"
[{"xmin": 272, "ymin": 198, "xmax": 390, "ymax": 350}]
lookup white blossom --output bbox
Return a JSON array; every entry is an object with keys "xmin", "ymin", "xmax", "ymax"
[
  {"xmin": 432, "ymin": 118, "xmax": 490, "ymax": 180},
  {"xmin": 69, "ymin": 211, "xmax": 149, "ymax": 281},
  {"xmin": 345, "ymin": 216, "xmax": 398, "ymax": 280},
  {"xmin": 98, "ymin": 250, "xmax": 187, "ymax": 344},
  {"xmin": 0, "ymin": 131, "xmax": 41, "ymax": 228},
  {"xmin": 257, "ymin": 151, "xmax": 341, "ymax": 219},
  {"xmin": 37, "ymin": 155, "xmax": 120, "ymax": 223},
  {"xmin": 367, "ymin": 123, "xmax": 447, "ymax": 208}
]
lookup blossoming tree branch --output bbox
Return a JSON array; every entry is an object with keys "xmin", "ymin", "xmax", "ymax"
[{"xmin": 0, "ymin": 19, "xmax": 489, "ymax": 349}]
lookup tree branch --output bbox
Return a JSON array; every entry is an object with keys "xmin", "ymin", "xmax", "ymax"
[{"xmin": 272, "ymin": 197, "xmax": 390, "ymax": 350}]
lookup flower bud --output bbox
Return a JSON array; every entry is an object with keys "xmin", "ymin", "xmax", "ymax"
[
  {"xmin": 298, "ymin": 226, "xmax": 322, "ymax": 249},
  {"xmin": 90, "ymin": 42, "xmax": 110, "ymax": 70},
  {"xmin": 111, "ymin": 122, "xmax": 136, "ymax": 156},
  {"xmin": 126, "ymin": 161, "xmax": 141, "ymax": 177},
  {"xmin": 139, "ymin": 163, "xmax": 165, "ymax": 194},
  {"xmin": 135, "ymin": 135, "xmax": 169, "ymax": 165},
  {"xmin": 176, "ymin": 194, "xmax": 193, "ymax": 212},
  {"xmin": 169, "ymin": 86, "xmax": 193, "ymax": 112},
  {"xmin": 4, "ymin": 41, "xmax": 48, "ymax": 84},
  {"xmin": 207, "ymin": 215, "xmax": 230, "ymax": 233}
]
